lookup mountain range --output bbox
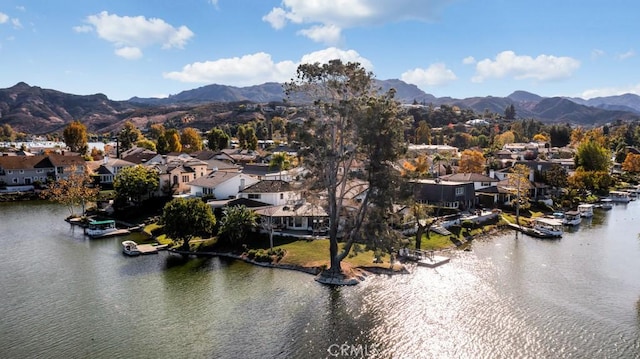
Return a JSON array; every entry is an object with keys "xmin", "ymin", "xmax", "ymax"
[{"xmin": 1, "ymin": 80, "xmax": 640, "ymax": 135}]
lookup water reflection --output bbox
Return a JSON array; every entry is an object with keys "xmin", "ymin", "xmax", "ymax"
[{"xmin": 2, "ymin": 202, "xmax": 640, "ymax": 357}]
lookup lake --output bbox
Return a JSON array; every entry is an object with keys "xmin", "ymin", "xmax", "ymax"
[{"xmin": 1, "ymin": 201, "xmax": 639, "ymax": 358}]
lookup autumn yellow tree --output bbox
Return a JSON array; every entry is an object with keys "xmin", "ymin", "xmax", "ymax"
[
  {"xmin": 40, "ymin": 165, "xmax": 98, "ymax": 217},
  {"xmin": 493, "ymin": 130, "xmax": 516, "ymax": 148},
  {"xmin": 532, "ymin": 133, "xmax": 549, "ymax": 143},
  {"xmin": 622, "ymin": 153, "xmax": 640, "ymax": 173},
  {"xmin": 401, "ymin": 154, "xmax": 430, "ymax": 178},
  {"xmin": 180, "ymin": 127, "xmax": 203, "ymax": 153},
  {"xmin": 458, "ymin": 149, "xmax": 486, "ymax": 173},
  {"xmin": 506, "ymin": 164, "xmax": 531, "ymax": 226},
  {"xmin": 63, "ymin": 121, "xmax": 88, "ymax": 153}
]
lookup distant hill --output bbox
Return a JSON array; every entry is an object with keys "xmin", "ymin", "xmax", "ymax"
[
  {"xmin": 2, "ymin": 80, "xmax": 640, "ymax": 134},
  {"xmin": 0, "ymin": 82, "xmax": 143, "ymax": 134}
]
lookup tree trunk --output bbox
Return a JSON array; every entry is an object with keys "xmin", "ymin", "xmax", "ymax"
[
  {"xmin": 328, "ymin": 237, "xmax": 342, "ymax": 274},
  {"xmin": 415, "ymin": 225, "xmax": 424, "ymax": 250}
]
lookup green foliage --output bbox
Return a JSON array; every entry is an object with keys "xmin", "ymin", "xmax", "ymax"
[
  {"xmin": 285, "ymin": 59, "xmax": 407, "ymax": 273},
  {"xmin": 164, "ymin": 129, "xmax": 182, "ymax": 153},
  {"xmin": 575, "ymin": 139, "xmax": 611, "ymax": 172},
  {"xmin": 0, "ymin": 124, "xmax": 16, "ymax": 141},
  {"xmin": 118, "ymin": 121, "xmax": 142, "ymax": 153},
  {"xmin": 269, "ymin": 152, "xmax": 292, "ymax": 172},
  {"xmin": 136, "ymin": 139, "xmax": 156, "ymax": 152},
  {"xmin": 246, "ymin": 248, "xmax": 285, "ymax": 263},
  {"xmin": 237, "ymin": 124, "xmax": 258, "ymax": 150},
  {"xmin": 113, "ymin": 165, "xmax": 159, "ymax": 204},
  {"xmin": 217, "ymin": 205, "xmax": 258, "ymax": 247},
  {"xmin": 504, "ymin": 104, "xmax": 516, "ymax": 120},
  {"xmin": 63, "ymin": 121, "xmax": 88, "ymax": 153},
  {"xmin": 206, "ymin": 127, "xmax": 230, "ymax": 151},
  {"xmin": 161, "ymin": 198, "xmax": 216, "ymax": 250}
]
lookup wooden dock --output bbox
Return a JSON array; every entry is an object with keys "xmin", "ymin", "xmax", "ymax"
[
  {"xmin": 398, "ymin": 248, "xmax": 450, "ymax": 268},
  {"xmin": 136, "ymin": 244, "xmax": 168, "ymax": 254}
]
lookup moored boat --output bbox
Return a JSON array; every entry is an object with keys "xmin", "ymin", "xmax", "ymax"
[
  {"xmin": 532, "ymin": 217, "xmax": 563, "ymax": 238},
  {"xmin": 609, "ymin": 190, "xmax": 631, "ymax": 203},
  {"xmin": 598, "ymin": 198, "xmax": 613, "ymax": 210},
  {"xmin": 85, "ymin": 219, "xmax": 130, "ymax": 238},
  {"xmin": 562, "ymin": 210, "xmax": 582, "ymax": 226},
  {"xmin": 577, "ymin": 204, "xmax": 594, "ymax": 218},
  {"xmin": 122, "ymin": 240, "xmax": 141, "ymax": 256}
]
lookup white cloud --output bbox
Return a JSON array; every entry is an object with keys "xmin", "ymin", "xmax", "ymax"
[
  {"xmin": 16, "ymin": 6, "xmax": 26, "ymax": 12},
  {"xmin": 462, "ymin": 56, "xmax": 475, "ymax": 65},
  {"xmin": 300, "ymin": 47, "xmax": 373, "ymax": 70},
  {"xmin": 0, "ymin": 12, "xmax": 8, "ymax": 24},
  {"xmin": 581, "ymin": 84, "xmax": 640, "ymax": 99},
  {"xmin": 73, "ymin": 25, "xmax": 93, "ymax": 33},
  {"xmin": 115, "ymin": 46, "xmax": 143, "ymax": 60},
  {"xmin": 401, "ymin": 63, "xmax": 457, "ymax": 87},
  {"xmin": 163, "ymin": 52, "xmax": 298, "ymax": 85},
  {"xmin": 617, "ymin": 50, "xmax": 635, "ymax": 60},
  {"xmin": 78, "ymin": 11, "xmax": 193, "ymax": 59},
  {"xmin": 164, "ymin": 48, "xmax": 374, "ymax": 85},
  {"xmin": 11, "ymin": 18, "xmax": 22, "ymax": 29},
  {"xmin": 297, "ymin": 25, "xmax": 342, "ymax": 45},
  {"xmin": 263, "ymin": 0, "xmax": 452, "ymax": 43},
  {"xmin": 262, "ymin": 7, "xmax": 288, "ymax": 30},
  {"xmin": 591, "ymin": 49, "xmax": 605, "ymax": 60},
  {"xmin": 472, "ymin": 50, "xmax": 580, "ymax": 83}
]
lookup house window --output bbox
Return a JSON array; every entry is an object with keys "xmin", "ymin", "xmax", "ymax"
[
  {"xmin": 7, "ymin": 170, "xmax": 12, "ymax": 174},
  {"xmin": 36, "ymin": 169, "xmax": 44, "ymax": 173},
  {"xmin": 455, "ymin": 187, "xmax": 465, "ymax": 196},
  {"xmin": 248, "ymin": 194, "xmax": 261, "ymax": 199},
  {"xmin": 24, "ymin": 178, "xmax": 31, "ymax": 184},
  {"xmin": 19, "ymin": 170, "xmax": 24, "ymax": 174},
  {"xmin": 173, "ymin": 175, "xmax": 178, "ymax": 185},
  {"xmin": 12, "ymin": 178, "xmax": 18, "ymax": 183},
  {"xmin": 481, "ymin": 182, "xmax": 490, "ymax": 186},
  {"xmin": 182, "ymin": 175, "xmax": 190, "ymax": 183},
  {"xmin": 280, "ymin": 193, "xmax": 284, "ymax": 199}
]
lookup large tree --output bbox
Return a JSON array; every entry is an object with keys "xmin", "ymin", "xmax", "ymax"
[
  {"xmin": 506, "ymin": 164, "xmax": 532, "ymax": 227},
  {"xmin": 118, "ymin": 121, "xmax": 142, "ymax": 155},
  {"xmin": 574, "ymin": 139, "xmax": 610, "ymax": 172},
  {"xmin": 40, "ymin": 165, "xmax": 98, "ymax": 217},
  {"xmin": 285, "ymin": 59, "xmax": 407, "ymax": 281},
  {"xmin": 113, "ymin": 165, "xmax": 159, "ymax": 205},
  {"xmin": 206, "ymin": 127, "xmax": 230, "ymax": 151},
  {"xmin": 217, "ymin": 205, "xmax": 258, "ymax": 247},
  {"xmin": 458, "ymin": 149, "xmax": 486, "ymax": 173},
  {"xmin": 63, "ymin": 121, "xmax": 88, "ymax": 153},
  {"xmin": 161, "ymin": 198, "xmax": 216, "ymax": 251},
  {"xmin": 180, "ymin": 127, "xmax": 203, "ymax": 153},
  {"xmin": 164, "ymin": 129, "xmax": 182, "ymax": 153}
]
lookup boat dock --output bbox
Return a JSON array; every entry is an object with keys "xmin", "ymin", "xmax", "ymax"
[
  {"xmin": 136, "ymin": 244, "xmax": 168, "ymax": 254},
  {"xmin": 398, "ymin": 248, "xmax": 450, "ymax": 268}
]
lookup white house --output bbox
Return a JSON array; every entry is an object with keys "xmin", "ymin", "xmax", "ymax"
[
  {"xmin": 188, "ymin": 171, "xmax": 258, "ymax": 199},
  {"xmin": 237, "ymin": 180, "xmax": 300, "ymax": 206}
]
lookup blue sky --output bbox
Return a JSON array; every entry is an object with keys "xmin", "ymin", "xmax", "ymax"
[{"xmin": 0, "ymin": 0, "xmax": 638, "ymax": 101}]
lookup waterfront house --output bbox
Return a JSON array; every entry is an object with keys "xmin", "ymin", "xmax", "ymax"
[
  {"xmin": 412, "ymin": 179, "xmax": 476, "ymax": 211},
  {"xmin": 151, "ymin": 159, "xmax": 209, "ymax": 195},
  {"xmin": 253, "ymin": 202, "xmax": 329, "ymax": 234},
  {"xmin": 237, "ymin": 180, "xmax": 300, "ymax": 206},
  {"xmin": 188, "ymin": 171, "xmax": 258, "ymax": 199},
  {"xmin": 87, "ymin": 157, "xmax": 136, "ymax": 187},
  {"xmin": 0, "ymin": 154, "xmax": 85, "ymax": 186}
]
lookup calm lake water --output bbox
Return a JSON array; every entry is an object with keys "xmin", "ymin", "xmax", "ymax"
[{"xmin": 1, "ymin": 201, "xmax": 639, "ymax": 358}]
